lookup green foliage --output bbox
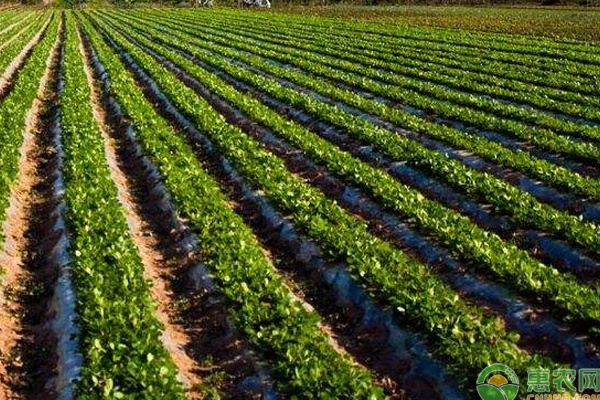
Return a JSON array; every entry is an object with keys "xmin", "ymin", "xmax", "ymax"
[
  {"xmin": 88, "ymin": 10, "xmax": 565, "ymax": 393},
  {"xmin": 0, "ymin": 12, "xmax": 54, "ymax": 249},
  {"xmin": 109, "ymin": 9, "xmax": 600, "ymax": 328},
  {"xmin": 79, "ymin": 12, "xmax": 386, "ymax": 399},
  {"xmin": 60, "ymin": 13, "xmax": 186, "ymax": 398},
  {"xmin": 1, "ymin": 6, "xmax": 599, "ymax": 398}
]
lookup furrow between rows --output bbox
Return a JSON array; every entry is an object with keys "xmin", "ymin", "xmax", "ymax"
[
  {"xmin": 95, "ymin": 11, "xmax": 600, "ymax": 333},
  {"xmin": 0, "ymin": 13, "xmax": 52, "ymax": 103},
  {"xmin": 114, "ymin": 11, "xmax": 600, "ymax": 215},
  {"xmin": 0, "ymin": 12, "xmax": 38, "ymax": 51},
  {"xmin": 165, "ymin": 11, "xmax": 600, "ymax": 130},
  {"xmin": 135, "ymin": 11, "xmax": 600, "ymax": 152},
  {"xmin": 78, "ymin": 19, "xmax": 277, "ymax": 398},
  {"xmin": 85, "ymin": 12, "xmax": 591, "ymax": 398},
  {"xmin": 98, "ymin": 14, "xmax": 600, "ymax": 368},
  {"xmin": 80, "ymin": 14, "xmax": 389, "ymax": 399},
  {"xmin": 197, "ymin": 10, "xmax": 600, "ymax": 109},
  {"xmin": 0, "ymin": 15, "xmax": 81, "ymax": 400},
  {"xmin": 223, "ymin": 10, "xmax": 600, "ymax": 69}
]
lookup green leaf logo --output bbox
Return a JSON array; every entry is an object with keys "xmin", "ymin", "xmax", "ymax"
[{"xmin": 476, "ymin": 364, "xmax": 519, "ymax": 400}]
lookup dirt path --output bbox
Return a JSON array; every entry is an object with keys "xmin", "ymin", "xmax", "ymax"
[{"xmin": 0, "ymin": 16, "xmax": 67, "ymax": 400}]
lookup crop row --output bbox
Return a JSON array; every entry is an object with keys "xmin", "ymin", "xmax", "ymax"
[
  {"xmin": 0, "ymin": 10, "xmax": 21, "ymax": 28},
  {"xmin": 0, "ymin": 11, "xmax": 36, "ymax": 45},
  {"xmin": 78, "ymin": 13, "xmax": 388, "ymax": 399},
  {"xmin": 102, "ymin": 11, "xmax": 600, "ymax": 376},
  {"xmin": 113, "ymin": 13, "xmax": 600, "ymax": 350},
  {"xmin": 218, "ymin": 9, "xmax": 600, "ymax": 71},
  {"xmin": 0, "ymin": 15, "xmax": 49, "ymax": 84},
  {"xmin": 108, "ymin": 5, "xmax": 600, "ymax": 268},
  {"xmin": 138, "ymin": 10, "xmax": 600, "ymax": 159},
  {"xmin": 189, "ymin": 9, "xmax": 600, "ymax": 100},
  {"xmin": 85, "ymin": 11, "xmax": 571, "ymax": 393},
  {"xmin": 60, "ymin": 13, "xmax": 188, "ymax": 398},
  {"xmin": 118, "ymin": 12, "xmax": 600, "ymax": 196},
  {"xmin": 104, "ymin": 5, "xmax": 600, "ymax": 272},
  {"xmin": 0, "ymin": 12, "xmax": 56, "ymax": 251},
  {"xmin": 106, "ymin": 12, "xmax": 599, "ymax": 270},
  {"xmin": 167, "ymin": 10, "xmax": 600, "ymax": 131},
  {"xmin": 202, "ymin": 11, "xmax": 600, "ymax": 110},
  {"xmin": 122, "ymin": 11, "xmax": 600, "ymax": 204},
  {"xmin": 217, "ymin": 10, "xmax": 600, "ymax": 88},
  {"xmin": 0, "ymin": 8, "xmax": 595, "ymax": 398},
  {"xmin": 105, "ymin": 10, "xmax": 600, "ymax": 273}
]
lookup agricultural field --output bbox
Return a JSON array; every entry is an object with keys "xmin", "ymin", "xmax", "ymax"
[
  {"xmin": 0, "ymin": 6, "xmax": 600, "ymax": 400},
  {"xmin": 271, "ymin": 5, "xmax": 600, "ymax": 41}
]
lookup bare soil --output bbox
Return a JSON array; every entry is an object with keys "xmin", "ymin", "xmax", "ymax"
[{"xmin": 0, "ymin": 17, "xmax": 64, "ymax": 400}]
